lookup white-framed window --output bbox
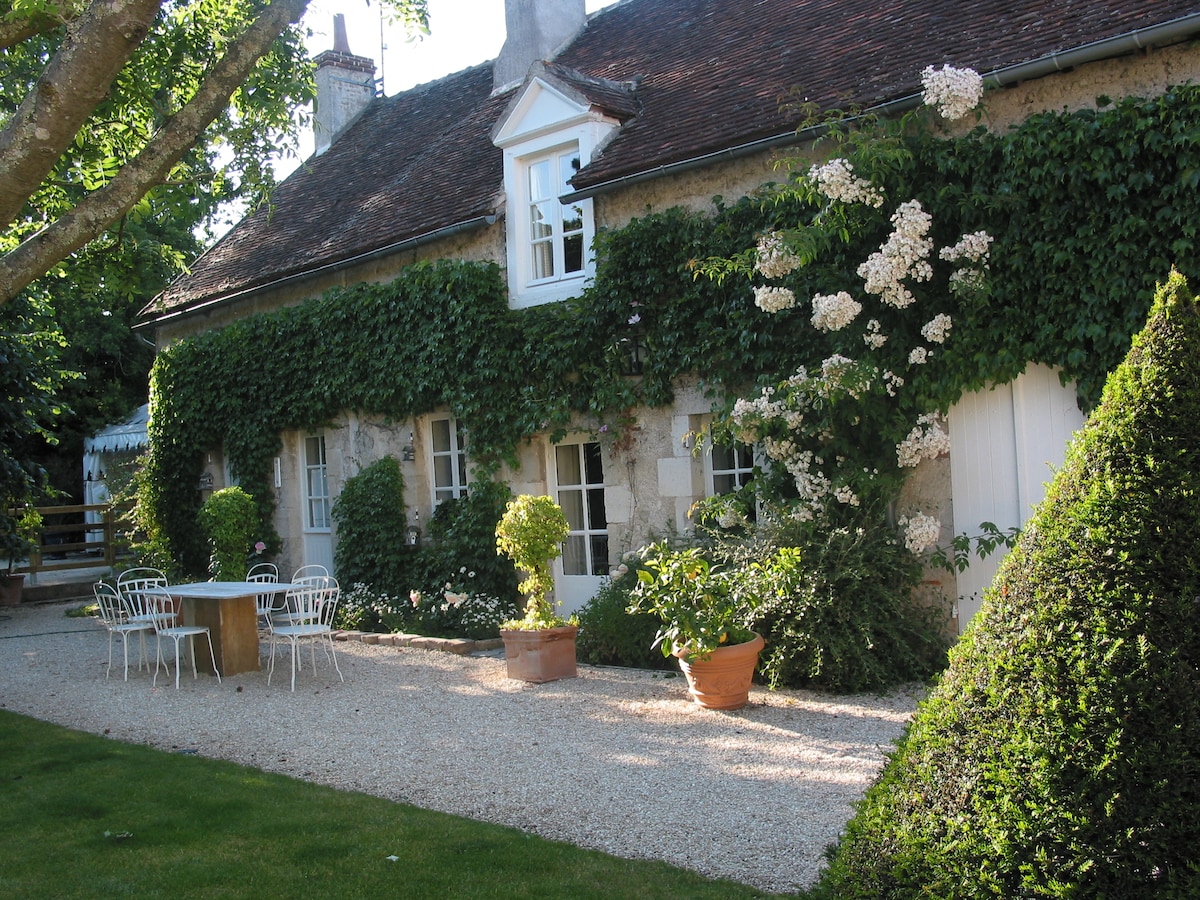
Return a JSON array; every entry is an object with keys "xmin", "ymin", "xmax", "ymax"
[
  {"xmin": 555, "ymin": 440, "xmax": 608, "ymax": 576},
  {"xmin": 525, "ymin": 145, "xmax": 585, "ymax": 285},
  {"xmin": 707, "ymin": 443, "xmax": 756, "ymax": 496},
  {"xmin": 430, "ymin": 417, "xmax": 468, "ymax": 505},
  {"xmin": 492, "ymin": 76, "xmax": 620, "ymax": 308},
  {"xmin": 304, "ymin": 434, "xmax": 330, "ymax": 531}
]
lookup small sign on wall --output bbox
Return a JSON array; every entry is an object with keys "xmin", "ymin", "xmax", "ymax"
[{"xmin": 197, "ymin": 472, "xmax": 214, "ymax": 491}]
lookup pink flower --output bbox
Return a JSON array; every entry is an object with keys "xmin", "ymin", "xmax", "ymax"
[{"xmin": 254, "ymin": 541, "xmax": 266, "ymax": 553}]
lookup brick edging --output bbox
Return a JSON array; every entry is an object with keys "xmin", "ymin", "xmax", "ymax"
[{"xmin": 332, "ymin": 630, "xmax": 504, "ymax": 656}]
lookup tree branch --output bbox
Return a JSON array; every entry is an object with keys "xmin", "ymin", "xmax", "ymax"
[
  {"xmin": 0, "ymin": 1, "xmax": 82, "ymax": 52},
  {"xmin": 0, "ymin": 0, "xmax": 163, "ymax": 226},
  {"xmin": 0, "ymin": 0, "xmax": 312, "ymax": 305}
]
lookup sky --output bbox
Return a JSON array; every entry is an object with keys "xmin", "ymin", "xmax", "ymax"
[{"xmin": 301, "ymin": 0, "xmax": 622, "ymax": 97}]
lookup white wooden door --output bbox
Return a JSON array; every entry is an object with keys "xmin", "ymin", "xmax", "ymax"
[
  {"xmin": 551, "ymin": 439, "xmax": 608, "ymax": 617},
  {"xmin": 948, "ymin": 364, "xmax": 1085, "ymax": 629},
  {"xmin": 301, "ymin": 434, "xmax": 335, "ymax": 576}
]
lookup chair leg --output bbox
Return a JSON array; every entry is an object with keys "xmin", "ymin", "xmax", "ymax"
[
  {"xmin": 290, "ymin": 638, "xmax": 299, "ymax": 691},
  {"xmin": 327, "ymin": 636, "xmax": 343, "ymax": 682}
]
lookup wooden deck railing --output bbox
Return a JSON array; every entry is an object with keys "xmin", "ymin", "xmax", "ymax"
[{"xmin": 11, "ymin": 503, "xmax": 135, "ymax": 578}]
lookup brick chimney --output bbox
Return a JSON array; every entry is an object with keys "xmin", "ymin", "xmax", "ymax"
[
  {"xmin": 313, "ymin": 14, "xmax": 376, "ymax": 155},
  {"xmin": 493, "ymin": 0, "xmax": 586, "ymax": 93}
]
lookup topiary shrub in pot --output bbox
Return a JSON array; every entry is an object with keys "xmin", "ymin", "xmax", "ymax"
[
  {"xmin": 815, "ymin": 270, "xmax": 1200, "ymax": 898},
  {"xmin": 197, "ymin": 486, "xmax": 257, "ymax": 581},
  {"xmin": 495, "ymin": 494, "xmax": 575, "ymax": 682}
]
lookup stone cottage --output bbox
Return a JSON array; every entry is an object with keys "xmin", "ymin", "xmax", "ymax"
[{"xmin": 139, "ymin": 0, "xmax": 1200, "ymax": 627}]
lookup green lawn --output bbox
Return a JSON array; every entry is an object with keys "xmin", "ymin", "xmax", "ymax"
[{"xmin": 0, "ymin": 709, "xmax": 783, "ymax": 898}]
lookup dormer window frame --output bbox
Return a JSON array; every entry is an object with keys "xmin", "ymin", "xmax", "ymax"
[{"xmin": 493, "ymin": 78, "xmax": 621, "ymax": 308}]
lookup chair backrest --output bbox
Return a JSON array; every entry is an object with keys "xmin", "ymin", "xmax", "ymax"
[
  {"xmin": 93, "ymin": 582, "xmax": 127, "ymax": 628},
  {"xmin": 290, "ymin": 564, "xmax": 328, "ymax": 583},
  {"xmin": 136, "ymin": 587, "xmax": 179, "ymax": 634},
  {"xmin": 247, "ymin": 562, "xmax": 278, "ymax": 583},
  {"xmin": 285, "ymin": 582, "xmax": 339, "ymax": 627},
  {"xmin": 117, "ymin": 567, "xmax": 168, "ymax": 603}
]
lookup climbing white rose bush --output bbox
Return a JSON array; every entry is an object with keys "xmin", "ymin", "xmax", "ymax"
[{"xmin": 705, "ymin": 65, "xmax": 991, "ymax": 557}]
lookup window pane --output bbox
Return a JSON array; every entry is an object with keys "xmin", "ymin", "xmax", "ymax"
[
  {"xmin": 583, "ymin": 441, "xmax": 603, "ymax": 485},
  {"xmin": 713, "ymin": 473, "xmax": 736, "ymax": 495},
  {"xmin": 562, "ymin": 534, "xmax": 586, "ymax": 576},
  {"xmin": 559, "ymin": 488, "xmax": 584, "ymax": 530},
  {"xmin": 556, "ymin": 444, "xmax": 582, "ymax": 486},
  {"xmin": 528, "ymin": 159, "xmax": 552, "ymax": 201},
  {"xmin": 431, "ymin": 419, "xmax": 451, "ymax": 453},
  {"xmin": 712, "ymin": 445, "xmax": 734, "ymax": 471},
  {"xmin": 586, "ymin": 487, "xmax": 607, "ymax": 530},
  {"xmin": 530, "ymin": 200, "xmax": 554, "ymax": 239},
  {"xmin": 433, "ymin": 455, "xmax": 453, "ymax": 489},
  {"xmin": 564, "ymin": 233, "xmax": 583, "ymax": 273},
  {"xmin": 589, "ymin": 534, "xmax": 609, "ymax": 576},
  {"xmin": 531, "ymin": 241, "xmax": 553, "ymax": 280}
]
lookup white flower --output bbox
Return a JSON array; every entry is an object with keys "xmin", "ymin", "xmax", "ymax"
[
  {"xmin": 949, "ymin": 267, "xmax": 987, "ymax": 295},
  {"xmin": 896, "ymin": 413, "xmax": 950, "ymax": 467},
  {"xmin": 940, "ymin": 230, "xmax": 993, "ymax": 263},
  {"xmin": 754, "ymin": 232, "xmax": 802, "ymax": 278},
  {"xmin": 921, "ymin": 65, "xmax": 984, "ymax": 120},
  {"xmin": 753, "ymin": 285, "xmax": 797, "ymax": 313},
  {"xmin": 833, "ymin": 485, "xmax": 860, "ymax": 507},
  {"xmin": 863, "ymin": 318, "xmax": 888, "ymax": 349},
  {"xmin": 909, "ymin": 346, "xmax": 930, "ymax": 365},
  {"xmin": 900, "ymin": 512, "xmax": 942, "ymax": 553},
  {"xmin": 806, "ymin": 158, "xmax": 885, "ymax": 208},
  {"xmin": 921, "ymin": 313, "xmax": 953, "ymax": 344},
  {"xmin": 811, "ymin": 291, "xmax": 862, "ymax": 332},
  {"xmin": 857, "ymin": 200, "xmax": 933, "ymax": 308}
]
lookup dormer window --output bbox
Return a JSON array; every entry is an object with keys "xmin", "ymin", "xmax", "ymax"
[
  {"xmin": 493, "ymin": 67, "xmax": 633, "ymax": 308},
  {"xmin": 526, "ymin": 146, "xmax": 585, "ymax": 284}
]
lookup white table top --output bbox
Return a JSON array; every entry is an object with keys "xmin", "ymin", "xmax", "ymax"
[{"xmin": 167, "ymin": 581, "xmax": 310, "ymax": 598}]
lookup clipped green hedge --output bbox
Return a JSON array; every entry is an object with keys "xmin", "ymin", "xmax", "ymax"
[{"xmin": 814, "ymin": 271, "xmax": 1200, "ymax": 897}]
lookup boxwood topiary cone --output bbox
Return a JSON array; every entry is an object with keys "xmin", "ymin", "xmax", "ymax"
[{"xmin": 815, "ymin": 270, "xmax": 1200, "ymax": 897}]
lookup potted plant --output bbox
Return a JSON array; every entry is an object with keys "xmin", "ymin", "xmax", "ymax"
[
  {"xmin": 1, "ymin": 505, "xmax": 43, "ymax": 606},
  {"xmin": 197, "ymin": 486, "xmax": 258, "ymax": 581},
  {"xmin": 495, "ymin": 494, "xmax": 576, "ymax": 682},
  {"xmin": 628, "ymin": 541, "xmax": 799, "ymax": 709}
]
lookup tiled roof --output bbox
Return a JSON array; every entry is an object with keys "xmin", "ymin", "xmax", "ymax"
[{"xmin": 145, "ymin": 0, "xmax": 1200, "ymax": 321}]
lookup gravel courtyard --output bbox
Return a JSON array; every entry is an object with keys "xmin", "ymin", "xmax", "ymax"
[{"xmin": 0, "ymin": 600, "xmax": 920, "ymax": 894}]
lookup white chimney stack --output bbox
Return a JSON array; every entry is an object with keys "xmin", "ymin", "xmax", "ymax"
[
  {"xmin": 313, "ymin": 14, "xmax": 377, "ymax": 155},
  {"xmin": 493, "ymin": 0, "xmax": 586, "ymax": 93}
]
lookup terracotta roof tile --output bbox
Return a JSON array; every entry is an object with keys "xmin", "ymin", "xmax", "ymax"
[{"xmin": 146, "ymin": 0, "xmax": 1200, "ymax": 320}]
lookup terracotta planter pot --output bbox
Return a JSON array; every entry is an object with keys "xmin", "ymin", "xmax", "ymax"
[
  {"xmin": 500, "ymin": 625, "xmax": 578, "ymax": 683},
  {"xmin": 0, "ymin": 573, "xmax": 24, "ymax": 607},
  {"xmin": 673, "ymin": 632, "xmax": 765, "ymax": 710}
]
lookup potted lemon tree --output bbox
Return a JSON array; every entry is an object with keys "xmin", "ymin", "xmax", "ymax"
[
  {"xmin": 1, "ymin": 504, "xmax": 42, "ymax": 606},
  {"xmin": 495, "ymin": 494, "xmax": 576, "ymax": 682},
  {"xmin": 629, "ymin": 541, "xmax": 800, "ymax": 709}
]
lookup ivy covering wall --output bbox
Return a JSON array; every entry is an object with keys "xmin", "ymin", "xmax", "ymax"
[{"xmin": 145, "ymin": 86, "xmax": 1200, "ymax": 575}]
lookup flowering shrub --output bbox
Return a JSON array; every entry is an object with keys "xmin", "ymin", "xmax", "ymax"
[
  {"xmin": 334, "ymin": 582, "xmax": 411, "ymax": 633},
  {"xmin": 409, "ymin": 567, "xmax": 521, "ymax": 640},
  {"xmin": 702, "ymin": 65, "xmax": 991, "ymax": 550}
]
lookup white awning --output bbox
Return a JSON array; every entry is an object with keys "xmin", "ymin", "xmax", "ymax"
[{"xmin": 84, "ymin": 404, "xmax": 149, "ymax": 454}]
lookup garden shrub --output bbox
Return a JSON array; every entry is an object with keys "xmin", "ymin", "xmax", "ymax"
[
  {"xmin": 197, "ymin": 486, "xmax": 258, "ymax": 581},
  {"xmin": 814, "ymin": 271, "xmax": 1200, "ymax": 897},
  {"xmin": 750, "ymin": 505, "xmax": 949, "ymax": 694},
  {"xmin": 576, "ymin": 567, "xmax": 673, "ymax": 670},
  {"xmin": 330, "ymin": 456, "xmax": 416, "ymax": 593}
]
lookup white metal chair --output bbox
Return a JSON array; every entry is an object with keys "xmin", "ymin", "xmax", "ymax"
[
  {"xmin": 93, "ymin": 582, "xmax": 153, "ymax": 681},
  {"xmin": 268, "ymin": 581, "xmax": 342, "ymax": 691},
  {"xmin": 138, "ymin": 587, "xmax": 223, "ymax": 690},
  {"xmin": 247, "ymin": 562, "xmax": 281, "ymax": 627},
  {"xmin": 290, "ymin": 564, "xmax": 328, "ymax": 583},
  {"xmin": 114, "ymin": 567, "xmax": 167, "ymax": 669}
]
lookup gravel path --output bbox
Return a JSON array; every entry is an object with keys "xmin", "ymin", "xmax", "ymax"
[{"xmin": 0, "ymin": 601, "xmax": 919, "ymax": 894}]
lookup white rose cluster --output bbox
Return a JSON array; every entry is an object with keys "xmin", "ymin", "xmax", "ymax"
[
  {"xmin": 908, "ymin": 346, "xmax": 930, "ymax": 365},
  {"xmin": 920, "ymin": 313, "xmax": 953, "ymax": 344},
  {"xmin": 857, "ymin": 200, "xmax": 933, "ymax": 308},
  {"xmin": 949, "ymin": 267, "xmax": 986, "ymax": 295},
  {"xmin": 811, "ymin": 291, "xmax": 863, "ymax": 332},
  {"xmin": 896, "ymin": 413, "xmax": 950, "ymax": 468},
  {"xmin": 940, "ymin": 230, "xmax": 993, "ymax": 263},
  {"xmin": 899, "ymin": 512, "xmax": 942, "ymax": 554},
  {"xmin": 806, "ymin": 157, "xmax": 885, "ymax": 208},
  {"xmin": 920, "ymin": 65, "xmax": 984, "ymax": 121},
  {"xmin": 754, "ymin": 231, "xmax": 803, "ymax": 278},
  {"xmin": 753, "ymin": 285, "xmax": 797, "ymax": 313}
]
